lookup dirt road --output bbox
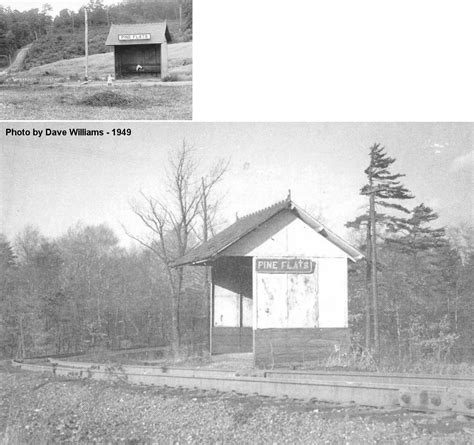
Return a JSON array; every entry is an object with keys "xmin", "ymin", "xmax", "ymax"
[{"xmin": 0, "ymin": 44, "xmax": 31, "ymax": 76}]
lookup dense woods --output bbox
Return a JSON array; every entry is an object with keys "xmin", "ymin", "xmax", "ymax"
[
  {"xmin": 0, "ymin": 143, "xmax": 472, "ymax": 371},
  {"xmin": 346, "ymin": 145, "xmax": 473, "ymax": 369},
  {"xmin": 0, "ymin": 0, "xmax": 192, "ymax": 67},
  {"xmin": 0, "ymin": 225, "xmax": 208, "ymax": 358}
]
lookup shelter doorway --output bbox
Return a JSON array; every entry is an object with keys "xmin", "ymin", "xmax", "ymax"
[
  {"xmin": 115, "ymin": 44, "xmax": 161, "ymax": 77},
  {"xmin": 211, "ymin": 257, "xmax": 253, "ymax": 354}
]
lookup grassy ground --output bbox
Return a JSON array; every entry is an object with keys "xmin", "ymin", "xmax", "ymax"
[
  {"xmin": 24, "ymin": 21, "xmax": 187, "ymax": 70},
  {"xmin": 0, "ymin": 42, "xmax": 192, "ymax": 120},
  {"xmin": 1, "ymin": 363, "xmax": 472, "ymax": 444},
  {"xmin": 10, "ymin": 42, "xmax": 192, "ymax": 83},
  {"xmin": 0, "ymin": 83, "xmax": 192, "ymax": 120}
]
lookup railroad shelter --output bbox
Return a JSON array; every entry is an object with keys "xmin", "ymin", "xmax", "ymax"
[
  {"xmin": 105, "ymin": 22, "xmax": 171, "ymax": 79},
  {"xmin": 174, "ymin": 196, "xmax": 364, "ymax": 367}
]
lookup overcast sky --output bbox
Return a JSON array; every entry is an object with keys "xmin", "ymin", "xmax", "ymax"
[
  {"xmin": 0, "ymin": 1, "xmax": 116, "ymax": 16},
  {"xmin": 1, "ymin": 122, "xmax": 472, "ymax": 247}
]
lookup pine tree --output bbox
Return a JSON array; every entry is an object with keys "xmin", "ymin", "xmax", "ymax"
[
  {"xmin": 387, "ymin": 204, "xmax": 447, "ymax": 325},
  {"xmin": 389, "ymin": 203, "xmax": 446, "ymax": 256},
  {"xmin": 348, "ymin": 143, "xmax": 414, "ymax": 356}
]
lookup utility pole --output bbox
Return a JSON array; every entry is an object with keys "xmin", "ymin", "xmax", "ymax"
[{"xmin": 84, "ymin": 8, "xmax": 89, "ymax": 81}]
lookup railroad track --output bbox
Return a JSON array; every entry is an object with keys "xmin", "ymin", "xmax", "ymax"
[{"xmin": 13, "ymin": 358, "xmax": 474, "ymax": 417}]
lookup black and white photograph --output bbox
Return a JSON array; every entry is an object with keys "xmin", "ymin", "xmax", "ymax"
[
  {"xmin": 1, "ymin": 0, "xmax": 474, "ymax": 443},
  {"xmin": 0, "ymin": 122, "xmax": 473, "ymax": 443},
  {"xmin": 0, "ymin": 1, "xmax": 192, "ymax": 120}
]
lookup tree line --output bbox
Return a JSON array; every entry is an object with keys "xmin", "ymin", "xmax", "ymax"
[
  {"xmin": 346, "ymin": 144, "xmax": 473, "ymax": 366},
  {"xmin": 0, "ymin": 142, "xmax": 472, "ymax": 366},
  {"xmin": 0, "ymin": 224, "xmax": 208, "ymax": 359},
  {"xmin": 0, "ymin": 1, "xmax": 192, "ymax": 61},
  {"xmin": 0, "ymin": 143, "xmax": 224, "ymax": 360}
]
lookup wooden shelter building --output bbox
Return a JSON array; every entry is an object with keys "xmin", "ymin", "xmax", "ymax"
[
  {"xmin": 105, "ymin": 22, "xmax": 171, "ymax": 79},
  {"xmin": 174, "ymin": 197, "xmax": 363, "ymax": 367}
]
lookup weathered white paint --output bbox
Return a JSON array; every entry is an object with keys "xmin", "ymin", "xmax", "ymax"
[
  {"xmin": 256, "ymin": 259, "xmax": 319, "ymax": 329},
  {"xmin": 318, "ymin": 257, "xmax": 348, "ymax": 328},
  {"xmin": 239, "ymin": 214, "xmax": 349, "ymax": 330},
  {"xmin": 223, "ymin": 212, "xmax": 348, "ymax": 259},
  {"xmin": 213, "ymin": 286, "xmax": 239, "ymax": 327},
  {"xmin": 214, "ymin": 212, "xmax": 349, "ymax": 332},
  {"xmin": 213, "ymin": 287, "xmax": 253, "ymax": 327}
]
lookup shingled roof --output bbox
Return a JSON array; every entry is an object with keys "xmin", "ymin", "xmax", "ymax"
[
  {"xmin": 105, "ymin": 22, "xmax": 171, "ymax": 46},
  {"xmin": 173, "ymin": 197, "xmax": 364, "ymax": 267}
]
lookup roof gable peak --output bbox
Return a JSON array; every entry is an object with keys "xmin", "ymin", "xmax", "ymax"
[{"xmin": 172, "ymin": 195, "xmax": 364, "ymax": 266}]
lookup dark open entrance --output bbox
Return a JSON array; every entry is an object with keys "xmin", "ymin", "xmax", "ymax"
[
  {"xmin": 114, "ymin": 44, "xmax": 161, "ymax": 79},
  {"xmin": 211, "ymin": 256, "xmax": 253, "ymax": 354}
]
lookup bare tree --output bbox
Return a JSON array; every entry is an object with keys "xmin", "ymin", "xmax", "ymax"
[{"xmin": 126, "ymin": 141, "xmax": 228, "ymax": 356}]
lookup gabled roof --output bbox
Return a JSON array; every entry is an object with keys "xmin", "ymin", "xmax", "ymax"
[
  {"xmin": 105, "ymin": 22, "xmax": 171, "ymax": 46},
  {"xmin": 173, "ymin": 197, "xmax": 364, "ymax": 267}
]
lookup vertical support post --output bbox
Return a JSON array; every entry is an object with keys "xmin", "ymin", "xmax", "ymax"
[
  {"xmin": 114, "ymin": 47, "xmax": 117, "ymax": 79},
  {"xmin": 210, "ymin": 267, "xmax": 214, "ymax": 355},
  {"xmin": 84, "ymin": 8, "xmax": 89, "ymax": 80},
  {"xmin": 252, "ymin": 256, "xmax": 257, "ymax": 367},
  {"xmin": 160, "ymin": 42, "xmax": 168, "ymax": 79},
  {"xmin": 239, "ymin": 290, "xmax": 244, "ymax": 352}
]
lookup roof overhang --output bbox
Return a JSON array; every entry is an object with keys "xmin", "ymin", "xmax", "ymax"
[
  {"xmin": 105, "ymin": 22, "xmax": 171, "ymax": 46},
  {"xmin": 172, "ymin": 199, "xmax": 364, "ymax": 267}
]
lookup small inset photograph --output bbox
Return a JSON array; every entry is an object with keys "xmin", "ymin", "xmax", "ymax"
[{"xmin": 0, "ymin": 1, "xmax": 192, "ymax": 120}]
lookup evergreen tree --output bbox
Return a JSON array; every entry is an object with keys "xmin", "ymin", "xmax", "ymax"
[
  {"xmin": 0, "ymin": 235, "xmax": 16, "ymax": 270},
  {"xmin": 348, "ymin": 143, "xmax": 413, "ymax": 356},
  {"xmin": 389, "ymin": 203, "xmax": 446, "ymax": 257}
]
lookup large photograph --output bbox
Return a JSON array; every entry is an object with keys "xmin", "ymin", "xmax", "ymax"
[
  {"xmin": 1, "ymin": 122, "xmax": 473, "ymax": 442},
  {"xmin": 0, "ymin": 1, "xmax": 192, "ymax": 120}
]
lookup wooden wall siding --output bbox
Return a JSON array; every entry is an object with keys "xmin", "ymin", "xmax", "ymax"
[
  {"xmin": 114, "ymin": 44, "xmax": 161, "ymax": 78},
  {"xmin": 254, "ymin": 328, "xmax": 350, "ymax": 367},
  {"xmin": 256, "ymin": 267, "xmax": 318, "ymax": 329},
  {"xmin": 211, "ymin": 326, "xmax": 253, "ymax": 354}
]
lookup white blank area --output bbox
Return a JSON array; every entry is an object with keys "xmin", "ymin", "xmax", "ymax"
[
  {"xmin": 318, "ymin": 258, "xmax": 348, "ymax": 328},
  {"xmin": 194, "ymin": 0, "xmax": 474, "ymax": 121}
]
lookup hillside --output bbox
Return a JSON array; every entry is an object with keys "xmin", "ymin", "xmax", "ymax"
[
  {"xmin": 21, "ymin": 42, "xmax": 192, "ymax": 82},
  {"xmin": 24, "ymin": 20, "xmax": 187, "ymax": 70}
]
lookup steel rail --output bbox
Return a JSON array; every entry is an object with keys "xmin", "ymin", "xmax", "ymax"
[
  {"xmin": 46, "ymin": 358, "xmax": 474, "ymax": 389},
  {"xmin": 264, "ymin": 369, "xmax": 474, "ymax": 389},
  {"xmin": 13, "ymin": 359, "xmax": 474, "ymax": 416}
]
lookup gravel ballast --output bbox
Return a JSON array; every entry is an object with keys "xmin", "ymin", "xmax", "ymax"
[{"xmin": 1, "ymin": 364, "xmax": 472, "ymax": 444}]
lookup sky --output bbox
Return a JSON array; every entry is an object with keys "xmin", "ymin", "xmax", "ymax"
[
  {"xmin": 0, "ymin": 1, "xmax": 116, "ymax": 16},
  {"xmin": 1, "ymin": 122, "xmax": 473, "ymax": 247}
]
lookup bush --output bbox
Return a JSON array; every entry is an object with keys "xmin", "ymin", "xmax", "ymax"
[
  {"xmin": 78, "ymin": 90, "xmax": 147, "ymax": 108},
  {"xmin": 24, "ymin": 27, "xmax": 111, "ymax": 69},
  {"xmin": 162, "ymin": 73, "xmax": 180, "ymax": 82}
]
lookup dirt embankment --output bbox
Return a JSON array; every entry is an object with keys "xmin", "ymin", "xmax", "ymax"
[{"xmin": 0, "ymin": 44, "xmax": 32, "ymax": 76}]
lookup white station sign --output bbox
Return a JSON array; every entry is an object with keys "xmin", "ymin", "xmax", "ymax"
[{"xmin": 118, "ymin": 33, "xmax": 151, "ymax": 41}]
